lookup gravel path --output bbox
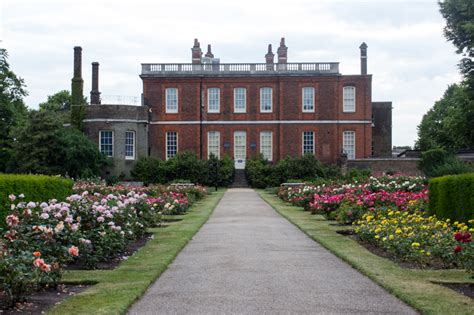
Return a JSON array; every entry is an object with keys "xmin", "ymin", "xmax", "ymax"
[{"xmin": 129, "ymin": 188, "xmax": 416, "ymax": 314}]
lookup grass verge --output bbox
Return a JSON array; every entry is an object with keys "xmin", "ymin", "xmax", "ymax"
[
  {"xmin": 48, "ymin": 189, "xmax": 226, "ymax": 315},
  {"xmin": 257, "ymin": 190, "xmax": 474, "ymax": 315}
]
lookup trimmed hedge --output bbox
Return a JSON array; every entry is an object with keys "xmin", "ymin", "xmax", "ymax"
[
  {"xmin": 428, "ymin": 173, "xmax": 474, "ymax": 222},
  {"xmin": 0, "ymin": 174, "xmax": 73, "ymax": 229}
]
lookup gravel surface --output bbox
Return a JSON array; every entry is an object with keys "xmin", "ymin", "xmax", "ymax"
[{"xmin": 129, "ymin": 188, "xmax": 416, "ymax": 315}]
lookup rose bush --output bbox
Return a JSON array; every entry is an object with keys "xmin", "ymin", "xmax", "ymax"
[
  {"xmin": 355, "ymin": 212, "xmax": 474, "ymax": 271},
  {"xmin": 279, "ymin": 176, "xmax": 428, "ymax": 224},
  {"xmin": 0, "ymin": 182, "xmax": 205, "ymax": 305}
]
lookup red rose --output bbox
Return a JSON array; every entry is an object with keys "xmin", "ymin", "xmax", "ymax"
[
  {"xmin": 454, "ymin": 232, "xmax": 463, "ymax": 241},
  {"xmin": 454, "ymin": 245, "xmax": 462, "ymax": 253},
  {"xmin": 462, "ymin": 232, "xmax": 471, "ymax": 243}
]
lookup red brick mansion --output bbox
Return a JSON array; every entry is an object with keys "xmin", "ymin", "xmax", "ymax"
[{"xmin": 79, "ymin": 38, "xmax": 392, "ymax": 176}]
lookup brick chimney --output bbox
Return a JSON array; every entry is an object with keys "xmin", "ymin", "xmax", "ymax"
[
  {"xmin": 191, "ymin": 38, "xmax": 202, "ymax": 64},
  {"xmin": 71, "ymin": 46, "xmax": 85, "ymax": 130},
  {"xmin": 90, "ymin": 62, "xmax": 101, "ymax": 104},
  {"xmin": 360, "ymin": 42, "xmax": 368, "ymax": 75},
  {"xmin": 277, "ymin": 37, "xmax": 288, "ymax": 64},
  {"xmin": 265, "ymin": 44, "xmax": 274, "ymax": 70},
  {"xmin": 205, "ymin": 44, "xmax": 214, "ymax": 58},
  {"xmin": 71, "ymin": 46, "xmax": 84, "ymax": 105}
]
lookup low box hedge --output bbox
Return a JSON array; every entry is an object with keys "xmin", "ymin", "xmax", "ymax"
[
  {"xmin": 428, "ymin": 172, "xmax": 474, "ymax": 223},
  {"xmin": 0, "ymin": 174, "xmax": 74, "ymax": 229}
]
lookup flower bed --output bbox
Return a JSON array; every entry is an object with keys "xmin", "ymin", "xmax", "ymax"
[
  {"xmin": 0, "ymin": 182, "xmax": 206, "ymax": 307},
  {"xmin": 356, "ymin": 211, "xmax": 473, "ymax": 271},
  {"xmin": 277, "ymin": 175, "xmax": 473, "ymax": 274},
  {"xmin": 279, "ymin": 176, "xmax": 428, "ymax": 224}
]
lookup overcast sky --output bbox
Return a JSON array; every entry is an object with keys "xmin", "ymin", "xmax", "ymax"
[{"xmin": 1, "ymin": 0, "xmax": 462, "ymax": 147}]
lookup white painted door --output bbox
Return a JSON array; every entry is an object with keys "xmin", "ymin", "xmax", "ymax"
[{"xmin": 234, "ymin": 131, "xmax": 246, "ymax": 169}]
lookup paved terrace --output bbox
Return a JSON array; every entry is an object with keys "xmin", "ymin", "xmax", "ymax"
[{"xmin": 129, "ymin": 189, "xmax": 416, "ymax": 314}]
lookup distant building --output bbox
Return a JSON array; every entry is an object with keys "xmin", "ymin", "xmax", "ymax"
[{"xmin": 74, "ymin": 39, "xmax": 392, "ymax": 177}]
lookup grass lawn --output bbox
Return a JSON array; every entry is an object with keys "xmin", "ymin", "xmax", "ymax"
[
  {"xmin": 48, "ymin": 189, "xmax": 226, "ymax": 315},
  {"xmin": 257, "ymin": 190, "xmax": 474, "ymax": 315}
]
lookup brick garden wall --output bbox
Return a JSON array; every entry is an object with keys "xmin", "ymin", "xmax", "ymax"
[{"xmin": 347, "ymin": 158, "xmax": 422, "ymax": 176}]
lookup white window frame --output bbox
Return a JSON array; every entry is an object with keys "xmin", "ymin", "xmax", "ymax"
[
  {"xmin": 343, "ymin": 86, "xmax": 356, "ymax": 113},
  {"xmin": 234, "ymin": 88, "xmax": 246, "ymax": 113},
  {"xmin": 343, "ymin": 131, "xmax": 356, "ymax": 160},
  {"xmin": 260, "ymin": 131, "xmax": 273, "ymax": 161},
  {"xmin": 302, "ymin": 87, "xmax": 315, "ymax": 112},
  {"xmin": 99, "ymin": 130, "xmax": 114, "ymax": 157},
  {"xmin": 165, "ymin": 88, "xmax": 178, "ymax": 113},
  {"xmin": 207, "ymin": 88, "xmax": 220, "ymax": 113},
  {"xmin": 207, "ymin": 131, "xmax": 220, "ymax": 158},
  {"xmin": 260, "ymin": 87, "xmax": 273, "ymax": 113},
  {"xmin": 302, "ymin": 131, "xmax": 315, "ymax": 155},
  {"xmin": 125, "ymin": 131, "xmax": 135, "ymax": 160},
  {"xmin": 166, "ymin": 131, "xmax": 178, "ymax": 160}
]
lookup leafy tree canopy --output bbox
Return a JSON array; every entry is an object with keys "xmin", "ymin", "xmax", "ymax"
[
  {"xmin": 39, "ymin": 90, "xmax": 74, "ymax": 124},
  {"xmin": 439, "ymin": 0, "xmax": 474, "ymax": 88},
  {"xmin": 39, "ymin": 90, "xmax": 71, "ymax": 112},
  {"xmin": 9, "ymin": 110, "xmax": 107, "ymax": 178},
  {"xmin": 416, "ymin": 83, "xmax": 474, "ymax": 151},
  {"xmin": 0, "ymin": 48, "xmax": 28, "ymax": 172}
]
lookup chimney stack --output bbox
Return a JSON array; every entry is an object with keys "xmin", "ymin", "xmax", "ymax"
[
  {"xmin": 265, "ymin": 44, "xmax": 275, "ymax": 70},
  {"xmin": 205, "ymin": 44, "xmax": 214, "ymax": 58},
  {"xmin": 277, "ymin": 37, "xmax": 288, "ymax": 64},
  {"xmin": 71, "ymin": 46, "xmax": 84, "ymax": 105},
  {"xmin": 90, "ymin": 62, "xmax": 101, "ymax": 104},
  {"xmin": 360, "ymin": 42, "xmax": 368, "ymax": 75},
  {"xmin": 73, "ymin": 46, "xmax": 82, "ymax": 79},
  {"xmin": 191, "ymin": 38, "xmax": 202, "ymax": 64}
]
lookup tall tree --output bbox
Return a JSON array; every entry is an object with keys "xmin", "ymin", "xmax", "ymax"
[
  {"xmin": 439, "ymin": 0, "xmax": 474, "ymax": 90},
  {"xmin": 10, "ymin": 110, "xmax": 62, "ymax": 174},
  {"xmin": 10, "ymin": 110, "xmax": 107, "ymax": 178},
  {"xmin": 416, "ymin": 2, "xmax": 474, "ymax": 151},
  {"xmin": 0, "ymin": 48, "xmax": 28, "ymax": 172},
  {"xmin": 39, "ymin": 90, "xmax": 73, "ymax": 123},
  {"xmin": 416, "ymin": 84, "xmax": 473, "ymax": 150}
]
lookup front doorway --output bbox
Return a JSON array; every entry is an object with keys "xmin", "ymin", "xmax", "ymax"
[{"xmin": 234, "ymin": 131, "xmax": 246, "ymax": 169}]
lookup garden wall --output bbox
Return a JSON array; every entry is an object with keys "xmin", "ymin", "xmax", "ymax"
[{"xmin": 347, "ymin": 158, "xmax": 422, "ymax": 176}]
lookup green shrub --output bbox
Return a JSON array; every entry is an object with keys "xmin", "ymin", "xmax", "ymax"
[
  {"xmin": 0, "ymin": 174, "xmax": 73, "ymax": 229},
  {"xmin": 131, "ymin": 157, "xmax": 167, "ymax": 184},
  {"xmin": 344, "ymin": 168, "xmax": 371, "ymax": 180},
  {"xmin": 245, "ymin": 155, "xmax": 276, "ymax": 188},
  {"xmin": 166, "ymin": 151, "xmax": 207, "ymax": 184},
  {"xmin": 431, "ymin": 158, "xmax": 473, "ymax": 177},
  {"xmin": 131, "ymin": 153, "xmax": 235, "ymax": 186},
  {"xmin": 245, "ymin": 154, "xmax": 330, "ymax": 188},
  {"xmin": 323, "ymin": 164, "xmax": 343, "ymax": 179},
  {"xmin": 419, "ymin": 148, "xmax": 472, "ymax": 177},
  {"xmin": 428, "ymin": 173, "xmax": 474, "ymax": 223},
  {"xmin": 205, "ymin": 154, "xmax": 234, "ymax": 187}
]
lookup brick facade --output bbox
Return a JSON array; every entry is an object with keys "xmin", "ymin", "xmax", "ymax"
[
  {"xmin": 142, "ymin": 39, "xmax": 379, "ymax": 166},
  {"xmin": 78, "ymin": 38, "xmax": 392, "ymax": 175}
]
